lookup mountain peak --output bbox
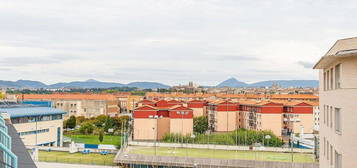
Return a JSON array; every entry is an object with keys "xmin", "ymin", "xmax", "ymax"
[
  {"xmin": 217, "ymin": 77, "xmax": 248, "ymax": 88},
  {"xmin": 85, "ymin": 79, "xmax": 99, "ymax": 82},
  {"xmin": 226, "ymin": 77, "xmax": 239, "ymax": 82}
]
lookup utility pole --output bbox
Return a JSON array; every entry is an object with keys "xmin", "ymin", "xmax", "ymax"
[{"xmin": 291, "ymin": 130, "xmax": 294, "ymax": 165}]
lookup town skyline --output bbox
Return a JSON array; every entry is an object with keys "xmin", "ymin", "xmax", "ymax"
[{"xmin": 0, "ymin": 77, "xmax": 318, "ymax": 88}]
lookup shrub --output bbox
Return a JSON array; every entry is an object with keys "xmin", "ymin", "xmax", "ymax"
[
  {"xmin": 99, "ymin": 129, "xmax": 104, "ymax": 142},
  {"xmin": 161, "ymin": 129, "xmax": 283, "ymax": 147},
  {"xmin": 66, "ymin": 116, "xmax": 76, "ymax": 129},
  {"xmin": 193, "ymin": 116, "xmax": 208, "ymax": 134},
  {"xmin": 79, "ymin": 122, "xmax": 94, "ymax": 134}
]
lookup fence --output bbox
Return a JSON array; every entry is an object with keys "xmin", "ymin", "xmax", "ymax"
[
  {"xmin": 26, "ymin": 145, "xmax": 118, "ymax": 154},
  {"xmin": 129, "ymin": 141, "xmax": 313, "ymax": 153},
  {"xmin": 116, "ymin": 153, "xmax": 319, "ymax": 168}
]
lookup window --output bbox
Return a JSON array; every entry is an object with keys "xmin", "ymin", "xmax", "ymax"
[
  {"xmin": 323, "ymin": 105, "xmax": 326, "ymax": 124},
  {"xmin": 327, "ymin": 70, "xmax": 330, "ymax": 90},
  {"xmin": 335, "ymin": 151, "xmax": 342, "ymax": 168},
  {"xmin": 335, "ymin": 64, "xmax": 341, "ymax": 89},
  {"xmin": 327, "ymin": 141, "xmax": 330, "ymax": 160},
  {"xmin": 330, "ymin": 68, "xmax": 334, "ymax": 90},
  {"xmin": 327, "ymin": 106, "xmax": 329, "ymax": 127},
  {"xmin": 19, "ymin": 129, "xmax": 49, "ymax": 136},
  {"xmin": 330, "ymin": 106, "xmax": 333, "ymax": 128},
  {"xmin": 335, "ymin": 108, "xmax": 341, "ymax": 133},
  {"xmin": 324, "ymin": 72, "xmax": 327, "ymax": 91},
  {"xmin": 323, "ymin": 137, "xmax": 326, "ymax": 156},
  {"xmin": 331, "ymin": 145, "xmax": 333, "ymax": 165}
]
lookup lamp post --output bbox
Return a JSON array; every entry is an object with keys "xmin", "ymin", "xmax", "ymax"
[
  {"xmin": 264, "ymin": 135, "xmax": 271, "ymax": 147},
  {"xmin": 153, "ymin": 115, "xmax": 158, "ymax": 155},
  {"xmin": 291, "ymin": 130, "xmax": 294, "ymax": 164},
  {"xmin": 180, "ymin": 111, "xmax": 184, "ymax": 148}
]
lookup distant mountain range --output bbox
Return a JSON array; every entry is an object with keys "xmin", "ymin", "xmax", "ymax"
[
  {"xmin": 0, "ymin": 78, "xmax": 318, "ymax": 89},
  {"xmin": 216, "ymin": 78, "xmax": 318, "ymax": 88},
  {"xmin": 0, "ymin": 79, "xmax": 170, "ymax": 89}
]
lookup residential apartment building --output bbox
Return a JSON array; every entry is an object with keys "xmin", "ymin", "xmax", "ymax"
[
  {"xmin": 282, "ymin": 102, "xmax": 314, "ymax": 135},
  {"xmin": 133, "ymin": 100, "xmax": 193, "ymax": 140},
  {"xmin": 187, "ymin": 100, "xmax": 207, "ymax": 117},
  {"xmin": 17, "ymin": 93, "xmax": 120, "ymax": 118},
  {"xmin": 134, "ymin": 97, "xmax": 315, "ymax": 140},
  {"xmin": 206, "ymin": 99, "xmax": 314, "ymax": 137},
  {"xmin": 114, "ymin": 92, "xmax": 132, "ymax": 113},
  {"xmin": 240, "ymin": 101, "xmax": 284, "ymax": 137},
  {"xmin": 314, "ymin": 37, "xmax": 357, "ymax": 168},
  {"xmin": 127, "ymin": 95, "xmax": 143, "ymax": 113},
  {"xmin": 311, "ymin": 102, "xmax": 320, "ymax": 132},
  {"xmin": 208, "ymin": 101, "xmax": 240, "ymax": 132}
]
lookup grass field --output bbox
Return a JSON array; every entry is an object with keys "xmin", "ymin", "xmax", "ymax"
[
  {"xmin": 37, "ymin": 151, "xmax": 116, "ymax": 166},
  {"xmin": 65, "ymin": 134, "xmax": 121, "ymax": 146},
  {"xmin": 130, "ymin": 147, "xmax": 316, "ymax": 163}
]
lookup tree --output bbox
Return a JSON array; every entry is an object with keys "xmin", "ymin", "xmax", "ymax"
[
  {"xmin": 63, "ymin": 119, "xmax": 68, "ymax": 129},
  {"xmin": 79, "ymin": 122, "xmax": 94, "ymax": 134},
  {"xmin": 99, "ymin": 129, "xmax": 104, "ymax": 143},
  {"xmin": 76, "ymin": 116, "xmax": 86, "ymax": 125},
  {"xmin": 113, "ymin": 116, "xmax": 130, "ymax": 131},
  {"xmin": 104, "ymin": 117, "xmax": 116, "ymax": 132},
  {"xmin": 193, "ymin": 116, "xmax": 208, "ymax": 134},
  {"xmin": 66, "ymin": 116, "xmax": 77, "ymax": 129},
  {"xmin": 94, "ymin": 115, "xmax": 107, "ymax": 127}
]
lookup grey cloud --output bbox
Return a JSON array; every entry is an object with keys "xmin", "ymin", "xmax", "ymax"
[
  {"xmin": 0, "ymin": 54, "xmax": 79, "ymax": 67},
  {"xmin": 220, "ymin": 55, "xmax": 259, "ymax": 61},
  {"xmin": 297, "ymin": 61, "xmax": 314, "ymax": 69},
  {"xmin": 0, "ymin": 0, "xmax": 352, "ymax": 85},
  {"xmin": 0, "ymin": 68, "xmax": 11, "ymax": 71}
]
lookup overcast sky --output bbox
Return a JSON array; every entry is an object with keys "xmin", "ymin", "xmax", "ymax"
[{"xmin": 0, "ymin": 0, "xmax": 357, "ymax": 86}]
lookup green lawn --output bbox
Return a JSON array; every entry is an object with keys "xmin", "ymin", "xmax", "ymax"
[
  {"xmin": 37, "ymin": 151, "xmax": 116, "ymax": 166},
  {"xmin": 65, "ymin": 134, "xmax": 121, "ymax": 146},
  {"xmin": 130, "ymin": 147, "xmax": 316, "ymax": 163}
]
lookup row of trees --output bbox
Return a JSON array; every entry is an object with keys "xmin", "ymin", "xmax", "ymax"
[
  {"xmin": 161, "ymin": 129, "xmax": 284, "ymax": 147},
  {"xmin": 64, "ymin": 115, "xmax": 129, "ymax": 135},
  {"xmin": 177, "ymin": 116, "xmax": 284, "ymax": 147}
]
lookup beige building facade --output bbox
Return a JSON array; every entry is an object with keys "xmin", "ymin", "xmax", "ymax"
[
  {"xmin": 14, "ymin": 119, "xmax": 64, "ymax": 146},
  {"xmin": 0, "ymin": 106, "xmax": 66, "ymax": 147},
  {"xmin": 18, "ymin": 94, "xmax": 120, "ymax": 118},
  {"xmin": 314, "ymin": 37, "xmax": 357, "ymax": 168},
  {"xmin": 256, "ymin": 113, "xmax": 282, "ymax": 137}
]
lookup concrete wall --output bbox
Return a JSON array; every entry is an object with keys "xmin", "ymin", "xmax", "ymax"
[
  {"xmin": 258, "ymin": 113, "xmax": 282, "ymax": 137},
  {"xmin": 215, "ymin": 111, "xmax": 238, "ymax": 132},
  {"xmin": 14, "ymin": 119, "xmax": 63, "ymax": 147},
  {"xmin": 128, "ymin": 141, "xmax": 314, "ymax": 153},
  {"xmin": 133, "ymin": 119, "xmax": 157, "ymax": 140},
  {"xmin": 292, "ymin": 114, "xmax": 313, "ymax": 134},
  {"xmin": 191, "ymin": 108, "xmax": 205, "ymax": 117},
  {"xmin": 53, "ymin": 99, "xmax": 111, "ymax": 118},
  {"xmin": 170, "ymin": 119, "xmax": 193, "ymax": 136},
  {"xmin": 157, "ymin": 118, "xmax": 170, "ymax": 139}
]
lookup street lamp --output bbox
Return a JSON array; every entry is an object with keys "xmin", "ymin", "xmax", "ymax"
[
  {"xmin": 264, "ymin": 135, "xmax": 271, "ymax": 147},
  {"xmin": 153, "ymin": 115, "xmax": 158, "ymax": 155}
]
